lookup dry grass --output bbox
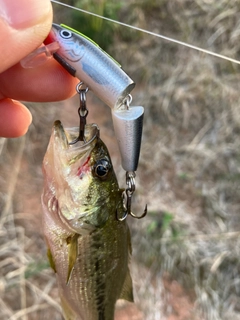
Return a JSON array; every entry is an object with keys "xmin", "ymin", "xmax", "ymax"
[
  {"xmin": 0, "ymin": 105, "xmax": 63, "ymax": 320},
  {"xmin": 2, "ymin": 0, "xmax": 240, "ymax": 319}
]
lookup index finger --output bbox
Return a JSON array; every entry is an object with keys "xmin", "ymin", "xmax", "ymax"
[{"xmin": 0, "ymin": 0, "xmax": 53, "ymax": 73}]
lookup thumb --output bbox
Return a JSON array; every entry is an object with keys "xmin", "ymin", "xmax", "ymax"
[{"xmin": 0, "ymin": 0, "xmax": 53, "ymax": 73}]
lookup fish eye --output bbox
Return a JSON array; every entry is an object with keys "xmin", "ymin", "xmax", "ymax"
[
  {"xmin": 60, "ymin": 29, "xmax": 72, "ymax": 39},
  {"xmin": 94, "ymin": 159, "xmax": 111, "ymax": 179}
]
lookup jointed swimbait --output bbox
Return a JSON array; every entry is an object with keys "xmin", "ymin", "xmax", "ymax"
[
  {"xmin": 21, "ymin": 23, "xmax": 145, "ymax": 175},
  {"xmin": 43, "ymin": 24, "xmax": 144, "ymax": 174}
]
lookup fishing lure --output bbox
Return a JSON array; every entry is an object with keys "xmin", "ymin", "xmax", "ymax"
[{"xmin": 22, "ymin": 23, "xmax": 147, "ymax": 219}]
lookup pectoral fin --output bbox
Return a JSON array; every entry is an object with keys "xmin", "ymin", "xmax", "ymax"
[
  {"xmin": 66, "ymin": 234, "xmax": 79, "ymax": 284},
  {"xmin": 119, "ymin": 268, "xmax": 134, "ymax": 302}
]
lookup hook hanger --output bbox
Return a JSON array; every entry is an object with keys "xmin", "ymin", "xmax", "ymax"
[{"xmin": 69, "ymin": 82, "xmax": 89, "ymax": 145}]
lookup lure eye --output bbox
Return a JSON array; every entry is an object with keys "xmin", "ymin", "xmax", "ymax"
[
  {"xmin": 60, "ymin": 29, "xmax": 72, "ymax": 39},
  {"xmin": 94, "ymin": 159, "xmax": 111, "ymax": 179}
]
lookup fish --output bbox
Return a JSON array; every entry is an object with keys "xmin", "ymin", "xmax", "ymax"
[
  {"xmin": 44, "ymin": 24, "xmax": 135, "ymax": 109},
  {"xmin": 41, "ymin": 120, "xmax": 133, "ymax": 320}
]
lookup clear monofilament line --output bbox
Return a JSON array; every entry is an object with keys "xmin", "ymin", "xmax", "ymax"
[{"xmin": 51, "ymin": 0, "xmax": 240, "ymax": 65}]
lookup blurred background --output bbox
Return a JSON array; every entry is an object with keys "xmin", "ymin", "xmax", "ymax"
[{"xmin": 1, "ymin": 0, "xmax": 240, "ymax": 319}]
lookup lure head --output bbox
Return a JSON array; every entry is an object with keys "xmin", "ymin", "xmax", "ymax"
[
  {"xmin": 44, "ymin": 23, "xmax": 85, "ymax": 77},
  {"xmin": 42, "ymin": 121, "xmax": 121, "ymax": 234},
  {"xmin": 45, "ymin": 24, "xmax": 86, "ymax": 62}
]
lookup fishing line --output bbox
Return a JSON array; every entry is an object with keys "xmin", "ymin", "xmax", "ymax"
[{"xmin": 51, "ymin": 0, "xmax": 240, "ymax": 65}]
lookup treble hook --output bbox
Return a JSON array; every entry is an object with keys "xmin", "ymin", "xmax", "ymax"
[
  {"xmin": 69, "ymin": 82, "xmax": 89, "ymax": 145},
  {"xmin": 116, "ymin": 171, "xmax": 147, "ymax": 221}
]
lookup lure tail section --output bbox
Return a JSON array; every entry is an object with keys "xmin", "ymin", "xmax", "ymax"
[{"xmin": 112, "ymin": 106, "xmax": 144, "ymax": 172}]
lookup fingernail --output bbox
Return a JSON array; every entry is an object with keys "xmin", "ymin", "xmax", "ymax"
[{"xmin": 0, "ymin": 0, "xmax": 51, "ymax": 29}]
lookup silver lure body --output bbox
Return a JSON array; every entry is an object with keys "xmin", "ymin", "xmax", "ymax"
[{"xmin": 46, "ymin": 24, "xmax": 135, "ymax": 109}]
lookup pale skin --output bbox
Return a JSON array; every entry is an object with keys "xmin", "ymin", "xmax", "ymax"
[{"xmin": 0, "ymin": 0, "xmax": 78, "ymax": 138}]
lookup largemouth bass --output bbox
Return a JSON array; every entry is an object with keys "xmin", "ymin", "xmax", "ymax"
[{"xmin": 41, "ymin": 121, "xmax": 133, "ymax": 320}]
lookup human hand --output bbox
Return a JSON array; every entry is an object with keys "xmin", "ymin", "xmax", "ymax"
[{"xmin": 0, "ymin": 0, "xmax": 78, "ymax": 138}]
